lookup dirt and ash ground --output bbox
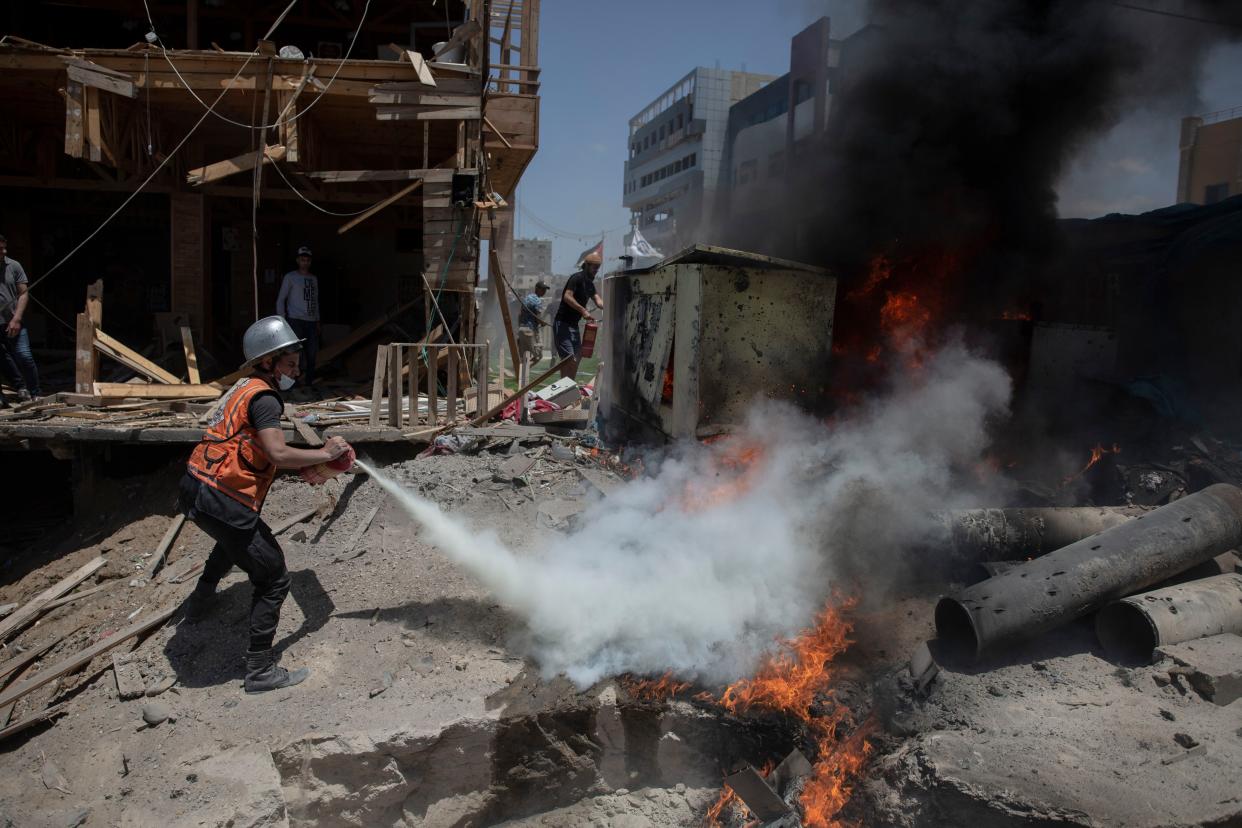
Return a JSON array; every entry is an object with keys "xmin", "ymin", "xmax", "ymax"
[{"xmin": 0, "ymin": 432, "xmax": 1238, "ymax": 827}]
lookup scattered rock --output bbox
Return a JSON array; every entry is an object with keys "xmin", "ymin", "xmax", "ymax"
[
  {"xmin": 145, "ymin": 676, "xmax": 177, "ymax": 697},
  {"xmin": 113, "ymin": 654, "xmax": 145, "ymax": 701},
  {"xmin": 142, "ymin": 702, "xmax": 171, "ymax": 726},
  {"xmin": 1173, "ymin": 732, "xmax": 1199, "ymax": 749},
  {"xmin": 1156, "ymin": 634, "xmax": 1242, "ymax": 706},
  {"xmin": 40, "ymin": 756, "xmax": 71, "ymax": 794},
  {"xmin": 369, "ymin": 671, "xmax": 394, "ymax": 698}
]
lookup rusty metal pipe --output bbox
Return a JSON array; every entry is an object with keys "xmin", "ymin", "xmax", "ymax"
[
  {"xmin": 1096, "ymin": 573, "xmax": 1242, "ymax": 662},
  {"xmin": 935, "ymin": 484, "xmax": 1242, "ymax": 659},
  {"xmin": 936, "ymin": 507, "xmax": 1146, "ymax": 573}
]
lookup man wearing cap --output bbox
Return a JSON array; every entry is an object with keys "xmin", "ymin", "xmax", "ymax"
[
  {"xmin": 180, "ymin": 315, "xmax": 352, "ymax": 693},
  {"xmin": 553, "ymin": 251, "xmax": 604, "ymax": 379},
  {"xmin": 516, "ymin": 280, "xmax": 550, "ymax": 370},
  {"xmin": 276, "ymin": 246, "xmax": 319, "ymax": 386}
]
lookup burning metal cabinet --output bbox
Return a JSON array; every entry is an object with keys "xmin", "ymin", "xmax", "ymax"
[{"xmin": 599, "ymin": 245, "xmax": 836, "ymax": 442}]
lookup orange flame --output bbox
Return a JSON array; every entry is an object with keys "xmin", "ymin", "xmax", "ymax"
[
  {"xmin": 619, "ymin": 671, "xmax": 691, "ymax": 702},
  {"xmin": 1062, "ymin": 442, "xmax": 1121, "ymax": 485},
  {"xmin": 704, "ymin": 787, "xmax": 739, "ymax": 826},
  {"xmin": 678, "ymin": 437, "xmax": 767, "ymax": 512},
  {"xmin": 710, "ymin": 601, "xmax": 870, "ymax": 827},
  {"xmin": 999, "ymin": 309, "xmax": 1032, "ymax": 321}
]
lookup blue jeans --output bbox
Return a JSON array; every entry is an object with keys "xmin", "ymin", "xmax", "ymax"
[
  {"xmin": 0, "ymin": 326, "xmax": 41, "ymax": 398},
  {"xmin": 553, "ymin": 319, "xmax": 581, "ymax": 359},
  {"xmin": 286, "ymin": 317, "xmax": 318, "ymax": 385}
]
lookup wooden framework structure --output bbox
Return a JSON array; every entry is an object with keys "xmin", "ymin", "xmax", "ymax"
[{"xmin": 0, "ymin": 0, "xmax": 540, "ymax": 385}]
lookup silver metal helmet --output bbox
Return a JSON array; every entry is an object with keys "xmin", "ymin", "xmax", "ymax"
[{"xmin": 242, "ymin": 316, "xmax": 303, "ymax": 365}]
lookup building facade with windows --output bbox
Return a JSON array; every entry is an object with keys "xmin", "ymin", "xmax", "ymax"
[
  {"xmin": 1177, "ymin": 110, "xmax": 1242, "ymax": 205},
  {"xmin": 512, "ymin": 238, "xmax": 553, "ymax": 292},
  {"xmin": 622, "ymin": 68, "xmax": 776, "ymax": 254}
]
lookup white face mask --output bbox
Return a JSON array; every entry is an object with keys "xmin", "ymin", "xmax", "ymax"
[{"xmin": 277, "ymin": 371, "xmax": 296, "ymax": 391}]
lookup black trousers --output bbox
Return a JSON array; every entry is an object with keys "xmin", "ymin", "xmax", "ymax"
[{"xmin": 187, "ymin": 506, "xmax": 291, "ymax": 652}]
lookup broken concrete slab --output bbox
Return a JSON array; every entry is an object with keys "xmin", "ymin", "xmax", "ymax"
[
  {"xmin": 909, "ymin": 642, "xmax": 940, "ymax": 694},
  {"xmin": 1156, "ymin": 633, "xmax": 1242, "ymax": 706}
]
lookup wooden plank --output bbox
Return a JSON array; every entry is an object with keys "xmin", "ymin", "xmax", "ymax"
[
  {"xmin": 186, "ymin": 144, "xmax": 285, "ymax": 186},
  {"xmin": 0, "ymin": 637, "xmax": 62, "ymax": 685},
  {"xmin": 180, "ymin": 327, "xmax": 201, "ymax": 384},
  {"xmin": 340, "ymin": 504, "xmax": 381, "ymax": 557},
  {"xmin": 337, "ymin": 179, "xmax": 423, "ymax": 234},
  {"xmin": 74, "ymin": 312, "xmax": 98, "ymax": 394},
  {"xmin": 427, "ymin": 346, "xmax": 439, "ymax": 426},
  {"xmin": 406, "ymin": 49, "xmax": 436, "ymax": 86},
  {"xmin": 477, "ymin": 340, "xmax": 489, "ymax": 408},
  {"xmin": 62, "ymin": 81, "xmax": 84, "ymax": 158},
  {"xmin": 270, "ymin": 505, "xmax": 321, "ymax": 536},
  {"xmin": 406, "ymin": 346, "xmax": 417, "ymax": 428},
  {"xmin": 369, "ymin": 91, "xmax": 476, "ymax": 106},
  {"xmin": 40, "ymin": 581, "xmax": 116, "ymax": 613},
  {"xmin": 0, "ymin": 703, "xmax": 68, "ymax": 743},
  {"xmin": 471, "ymin": 357, "xmax": 570, "ymax": 425},
  {"xmin": 306, "ymin": 168, "xmax": 461, "ymax": 183},
  {"xmin": 318, "ymin": 298, "xmax": 421, "ymax": 365},
  {"xmin": 368, "ymin": 346, "xmax": 389, "ymax": 428},
  {"xmin": 490, "ymin": 249, "xmax": 521, "ymax": 386},
  {"xmin": 144, "ymin": 513, "xmax": 186, "ymax": 580},
  {"xmin": 83, "ymin": 86, "xmax": 103, "ymax": 163},
  {"xmin": 94, "ymin": 329, "xmax": 182, "ymax": 385},
  {"xmin": 446, "ymin": 345, "xmax": 459, "ymax": 423},
  {"xmin": 65, "ymin": 60, "xmax": 137, "ymax": 98},
  {"xmin": 483, "ymin": 114, "xmax": 514, "ymax": 149},
  {"xmin": 387, "ymin": 345, "xmax": 402, "ymax": 428},
  {"xmin": 0, "ymin": 557, "xmax": 105, "ymax": 643},
  {"xmin": 291, "ymin": 416, "xmax": 323, "ymax": 447},
  {"xmin": 0, "ymin": 608, "xmax": 175, "ymax": 711},
  {"xmin": 375, "ymin": 106, "xmax": 481, "ymax": 121},
  {"xmin": 85, "ymin": 279, "xmax": 104, "ymax": 327},
  {"xmin": 92, "ymin": 383, "xmax": 221, "ymax": 399}
]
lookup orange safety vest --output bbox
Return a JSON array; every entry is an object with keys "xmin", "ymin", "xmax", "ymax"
[{"xmin": 187, "ymin": 377, "xmax": 282, "ymax": 512}]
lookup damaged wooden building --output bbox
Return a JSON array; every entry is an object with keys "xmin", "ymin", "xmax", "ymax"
[{"xmin": 0, "ymin": 0, "xmax": 539, "ymax": 392}]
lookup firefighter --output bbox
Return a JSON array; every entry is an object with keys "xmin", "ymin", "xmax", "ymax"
[
  {"xmin": 180, "ymin": 316, "xmax": 352, "ymax": 693},
  {"xmin": 553, "ymin": 250, "xmax": 605, "ymax": 379}
]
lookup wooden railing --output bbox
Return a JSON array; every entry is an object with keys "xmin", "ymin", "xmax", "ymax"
[
  {"xmin": 477, "ymin": 0, "xmax": 540, "ymax": 94},
  {"xmin": 368, "ymin": 341, "xmax": 491, "ymax": 429}
]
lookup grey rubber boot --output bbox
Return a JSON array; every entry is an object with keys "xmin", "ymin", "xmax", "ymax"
[{"xmin": 244, "ymin": 649, "xmax": 309, "ymax": 694}]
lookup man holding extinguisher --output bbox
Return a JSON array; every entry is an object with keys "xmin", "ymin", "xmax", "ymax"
[{"xmin": 553, "ymin": 246, "xmax": 605, "ymax": 380}]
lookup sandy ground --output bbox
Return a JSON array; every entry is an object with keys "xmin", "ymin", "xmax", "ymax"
[{"xmin": 0, "ymin": 433, "xmax": 1239, "ymax": 827}]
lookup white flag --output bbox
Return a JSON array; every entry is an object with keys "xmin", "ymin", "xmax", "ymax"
[{"xmin": 625, "ymin": 227, "xmax": 663, "ymax": 260}]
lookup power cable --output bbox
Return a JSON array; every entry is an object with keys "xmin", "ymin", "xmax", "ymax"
[
  {"xmin": 0, "ymin": 49, "xmax": 263, "ymax": 321},
  {"xmin": 141, "ymin": 0, "xmax": 374, "ymax": 131},
  {"xmin": 1110, "ymin": 1, "xmax": 1242, "ymax": 28},
  {"xmin": 270, "ymin": 161, "xmax": 390, "ymax": 217}
]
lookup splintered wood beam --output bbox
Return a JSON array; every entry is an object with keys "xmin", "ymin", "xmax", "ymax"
[
  {"xmin": 75, "ymin": 313, "xmax": 97, "ymax": 394},
  {"xmin": 375, "ymin": 106, "xmax": 481, "ymax": 121},
  {"xmin": 406, "ymin": 49, "xmax": 436, "ymax": 86},
  {"xmin": 0, "ymin": 557, "xmax": 106, "ymax": 643},
  {"xmin": 307, "ymin": 168, "xmax": 461, "ymax": 183},
  {"xmin": 186, "ymin": 144, "xmax": 286, "ymax": 186},
  {"xmin": 180, "ymin": 326, "xmax": 201, "ymax": 383},
  {"xmin": 63, "ymin": 81, "xmax": 84, "ymax": 158},
  {"xmin": 92, "ymin": 383, "xmax": 221, "ymax": 399},
  {"xmin": 65, "ymin": 59, "xmax": 137, "ymax": 98},
  {"xmin": 94, "ymin": 329, "xmax": 182, "ymax": 385},
  {"xmin": 337, "ymin": 179, "xmax": 423, "ymax": 234},
  {"xmin": 318, "ymin": 298, "xmax": 421, "ymax": 365},
  {"xmin": 483, "ymin": 114, "xmax": 514, "ymax": 149}
]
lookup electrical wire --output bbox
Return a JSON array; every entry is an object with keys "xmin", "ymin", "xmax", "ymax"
[
  {"xmin": 270, "ymin": 161, "xmax": 390, "ymax": 217},
  {"xmin": 1110, "ymin": 1, "xmax": 1242, "ymax": 28},
  {"xmin": 0, "ymin": 49, "xmax": 263, "ymax": 321},
  {"xmin": 517, "ymin": 205, "xmax": 627, "ymax": 242},
  {"xmin": 141, "ymin": 0, "xmax": 374, "ymax": 131}
]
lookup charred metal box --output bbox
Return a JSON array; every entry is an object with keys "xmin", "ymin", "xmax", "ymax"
[{"xmin": 598, "ymin": 245, "xmax": 836, "ymax": 443}]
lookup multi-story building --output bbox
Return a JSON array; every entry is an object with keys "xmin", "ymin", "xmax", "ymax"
[
  {"xmin": 1177, "ymin": 109, "xmax": 1242, "ymax": 205},
  {"xmin": 622, "ymin": 68, "xmax": 776, "ymax": 254},
  {"xmin": 512, "ymin": 238, "xmax": 553, "ymax": 292}
]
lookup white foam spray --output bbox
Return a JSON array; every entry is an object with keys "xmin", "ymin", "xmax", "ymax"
[{"xmin": 356, "ymin": 341, "xmax": 1010, "ymax": 686}]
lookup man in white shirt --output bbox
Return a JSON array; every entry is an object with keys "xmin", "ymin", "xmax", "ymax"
[{"xmin": 275, "ymin": 246, "xmax": 320, "ymax": 385}]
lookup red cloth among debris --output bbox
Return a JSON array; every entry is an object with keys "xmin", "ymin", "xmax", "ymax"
[{"xmin": 501, "ymin": 395, "xmax": 559, "ymax": 422}]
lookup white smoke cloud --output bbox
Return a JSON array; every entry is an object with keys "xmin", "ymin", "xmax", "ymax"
[{"xmin": 362, "ymin": 342, "xmax": 1010, "ymax": 686}]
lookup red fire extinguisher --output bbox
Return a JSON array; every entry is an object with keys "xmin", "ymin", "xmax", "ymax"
[{"xmin": 580, "ymin": 322, "xmax": 599, "ymax": 358}]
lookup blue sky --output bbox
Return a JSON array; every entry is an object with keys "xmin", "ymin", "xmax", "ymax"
[
  {"xmin": 516, "ymin": 1, "xmax": 1242, "ymax": 274},
  {"xmin": 515, "ymin": 0, "xmax": 861, "ymax": 273}
]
